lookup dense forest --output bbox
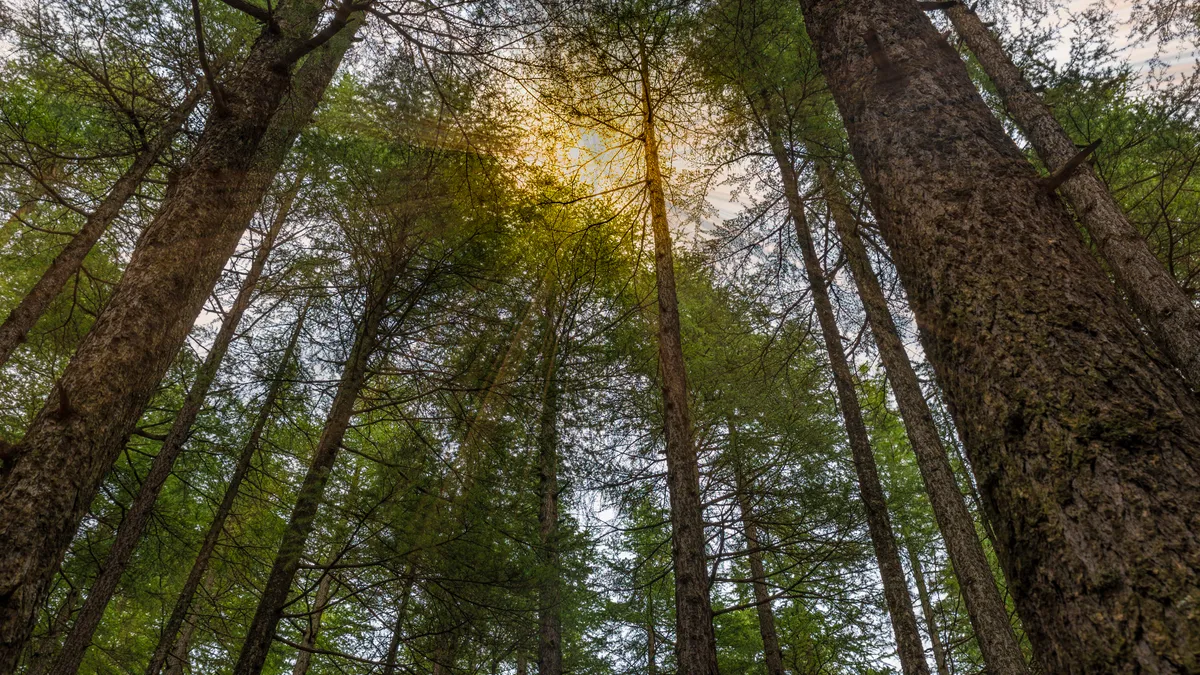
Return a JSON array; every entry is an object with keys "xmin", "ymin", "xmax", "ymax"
[{"xmin": 0, "ymin": 0, "xmax": 1198, "ymax": 671}]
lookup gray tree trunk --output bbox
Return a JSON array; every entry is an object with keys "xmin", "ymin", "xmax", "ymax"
[
  {"xmin": 798, "ymin": 0, "xmax": 1200, "ymax": 671},
  {"xmin": 730, "ymin": 451, "xmax": 785, "ymax": 675},
  {"xmin": 906, "ymin": 542, "xmax": 951, "ymax": 675},
  {"xmin": 290, "ymin": 563, "xmax": 334, "ymax": 675}
]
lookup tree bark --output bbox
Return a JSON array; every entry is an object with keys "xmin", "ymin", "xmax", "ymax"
[
  {"xmin": 536, "ymin": 305, "xmax": 563, "ymax": 675},
  {"xmin": 382, "ymin": 570, "xmax": 416, "ymax": 675},
  {"xmin": 290, "ymin": 561, "xmax": 334, "ymax": 675},
  {"xmin": 731, "ymin": 451, "xmax": 785, "ymax": 675},
  {"xmin": 907, "ymin": 542, "xmax": 951, "ymax": 675},
  {"xmin": 0, "ymin": 82, "xmax": 207, "ymax": 368},
  {"xmin": 637, "ymin": 44, "xmax": 720, "ymax": 675},
  {"xmin": 646, "ymin": 585, "xmax": 656, "ymax": 675},
  {"xmin": 0, "ymin": 4, "xmax": 360, "ymax": 667},
  {"xmin": 941, "ymin": 1, "xmax": 1200, "ymax": 392},
  {"xmin": 231, "ymin": 255, "xmax": 402, "ymax": 675},
  {"xmin": 145, "ymin": 301, "xmax": 308, "ymax": 675},
  {"xmin": 798, "ymin": 1, "xmax": 1200, "ymax": 671},
  {"xmin": 162, "ymin": 610, "xmax": 200, "ymax": 675},
  {"xmin": 815, "ymin": 159, "xmax": 1028, "ymax": 675},
  {"xmin": 766, "ymin": 129, "xmax": 930, "ymax": 675},
  {"xmin": 43, "ymin": 172, "xmax": 300, "ymax": 675}
]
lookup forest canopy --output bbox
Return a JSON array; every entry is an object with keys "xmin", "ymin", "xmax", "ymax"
[{"xmin": 0, "ymin": 0, "xmax": 1198, "ymax": 673}]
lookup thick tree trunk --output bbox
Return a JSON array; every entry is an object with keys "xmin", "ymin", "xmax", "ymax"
[
  {"xmin": 766, "ymin": 130, "xmax": 930, "ymax": 675},
  {"xmin": 0, "ymin": 4, "xmax": 360, "ymax": 667},
  {"xmin": 232, "ymin": 259, "xmax": 400, "ymax": 675},
  {"xmin": 798, "ymin": 1, "xmax": 1200, "ymax": 671},
  {"xmin": 907, "ymin": 542, "xmax": 951, "ymax": 675},
  {"xmin": 815, "ymin": 159, "xmax": 1029, "ymax": 675},
  {"xmin": 290, "ymin": 563, "xmax": 334, "ymax": 675},
  {"xmin": 731, "ymin": 456, "xmax": 785, "ymax": 675},
  {"xmin": 43, "ymin": 173, "xmax": 299, "ymax": 675},
  {"xmin": 0, "ymin": 83, "xmax": 206, "ymax": 368},
  {"xmin": 146, "ymin": 302, "xmax": 308, "ymax": 675},
  {"xmin": 536, "ymin": 309, "xmax": 563, "ymax": 675},
  {"xmin": 941, "ymin": 2, "xmax": 1200, "ymax": 392},
  {"xmin": 637, "ymin": 46, "xmax": 720, "ymax": 675}
]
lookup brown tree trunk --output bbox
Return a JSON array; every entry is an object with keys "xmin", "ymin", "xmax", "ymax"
[
  {"xmin": 798, "ymin": 1, "xmax": 1200, "ymax": 671},
  {"xmin": 637, "ymin": 45, "xmax": 720, "ymax": 675},
  {"xmin": 730, "ymin": 451, "xmax": 785, "ymax": 675},
  {"xmin": 43, "ymin": 173, "xmax": 299, "ymax": 675},
  {"xmin": 290, "ymin": 562, "xmax": 334, "ymax": 675},
  {"xmin": 231, "ymin": 254, "xmax": 403, "ymax": 675},
  {"xmin": 815, "ymin": 159, "xmax": 1029, "ymax": 675},
  {"xmin": 906, "ymin": 541, "xmax": 951, "ymax": 675},
  {"xmin": 766, "ymin": 129, "xmax": 930, "ymax": 675},
  {"xmin": 0, "ymin": 4, "xmax": 360, "ymax": 667},
  {"xmin": 941, "ymin": 1, "xmax": 1200, "ymax": 392},
  {"xmin": 162, "ymin": 610, "xmax": 200, "ymax": 675},
  {"xmin": 382, "ymin": 570, "xmax": 416, "ymax": 675},
  {"xmin": 537, "ymin": 306, "xmax": 563, "ymax": 675},
  {"xmin": 0, "ymin": 82, "xmax": 206, "ymax": 368},
  {"xmin": 646, "ymin": 586, "xmax": 657, "ymax": 675},
  {"xmin": 146, "ymin": 301, "xmax": 308, "ymax": 675}
]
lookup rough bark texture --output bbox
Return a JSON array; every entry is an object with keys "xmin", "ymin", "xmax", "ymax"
[
  {"xmin": 0, "ymin": 83, "xmax": 206, "ymax": 368},
  {"xmin": 290, "ymin": 564, "xmax": 333, "ymax": 675},
  {"xmin": 731, "ymin": 456, "xmax": 785, "ymax": 675},
  {"xmin": 798, "ymin": 0, "xmax": 1200, "ymax": 671},
  {"xmin": 943, "ymin": 2, "xmax": 1200, "ymax": 392},
  {"xmin": 162, "ymin": 611, "xmax": 200, "ymax": 675},
  {"xmin": 907, "ymin": 542, "xmax": 951, "ymax": 675},
  {"xmin": 816, "ymin": 160, "xmax": 1029, "ymax": 675},
  {"xmin": 768, "ymin": 130, "xmax": 930, "ymax": 675},
  {"xmin": 232, "ymin": 262, "xmax": 397, "ymax": 675},
  {"xmin": 146, "ymin": 304, "xmax": 308, "ymax": 675},
  {"xmin": 537, "ymin": 310, "xmax": 563, "ymax": 675},
  {"xmin": 43, "ymin": 173, "xmax": 298, "ymax": 675},
  {"xmin": 0, "ymin": 2, "xmax": 355, "ymax": 667},
  {"xmin": 638, "ymin": 47, "xmax": 720, "ymax": 675}
]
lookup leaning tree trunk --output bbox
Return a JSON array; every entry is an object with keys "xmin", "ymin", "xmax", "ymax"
[
  {"xmin": 637, "ymin": 45, "xmax": 720, "ymax": 675},
  {"xmin": 382, "ymin": 568, "xmax": 416, "ymax": 675},
  {"xmin": 939, "ymin": 1, "xmax": 1200, "ymax": 392},
  {"xmin": 43, "ymin": 172, "xmax": 300, "ymax": 675},
  {"xmin": 906, "ymin": 540, "xmax": 951, "ymax": 675},
  {"xmin": 0, "ymin": 4, "xmax": 361, "ymax": 666},
  {"xmin": 0, "ymin": 82, "xmax": 206, "ymax": 368},
  {"xmin": 766, "ymin": 128, "xmax": 930, "ymax": 675},
  {"xmin": 290, "ymin": 560, "xmax": 335, "ymax": 675},
  {"xmin": 232, "ymin": 257, "xmax": 402, "ymax": 675},
  {"xmin": 536, "ymin": 304, "xmax": 563, "ymax": 675},
  {"xmin": 815, "ymin": 159, "xmax": 1028, "ymax": 675},
  {"xmin": 146, "ymin": 302, "xmax": 309, "ymax": 675},
  {"xmin": 798, "ymin": 0, "xmax": 1200, "ymax": 671},
  {"xmin": 731, "ymin": 451, "xmax": 785, "ymax": 675}
]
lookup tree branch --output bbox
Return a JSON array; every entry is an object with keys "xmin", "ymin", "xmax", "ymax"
[
  {"xmin": 1042, "ymin": 139, "xmax": 1102, "ymax": 192},
  {"xmin": 191, "ymin": 0, "xmax": 230, "ymax": 116}
]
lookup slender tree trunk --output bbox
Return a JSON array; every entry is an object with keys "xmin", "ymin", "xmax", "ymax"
[
  {"xmin": 290, "ymin": 562, "xmax": 334, "ymax": 675},
  {"xmin": 637, "ymin": 45, "xmax": 719, "ymax": 675},
  {"xmin": 382, "ymin": 570, "xmax": 416, "ymax": 675},
  {"xmin": 517, "ymin": 653, "xmax": 528, "ymax": 675},
  {"xmin": 765, "ymin": 128, "xmax": 930, "ymax": 675},
  {"xmin": 798, "ymin": 1, "xmax": 1200, "ymax": 671},
  {"xmin": 536, "ymin": 306, "xmax": 563, "ymax": 675},
  {"xmin": 43, "ymin": 172, "xmax": 300, "ymax": 675},
  {"xmin": 162, "ymin": 611, "xmax": 200, "ymax": 675},
  {"xmin": 940, "ymin": 1, "xmax": 1200, "ymax": 391},
  {"xmin": 146, "ymin": 302, "xmax": 308, "ymax": 675},
  {"xmin": 731, "ymin": 454, "xmax": 785, "ymax": 675},
  {"xmin": 0, "ymin": 82, "xmax": 206, "ymax": 368},
  {"xmin": 646, "ymin": 586, "xmax": 656, "ymax": 675},
  {"xmin": 232, "ymin": 257, "xmax": 403, "ymax": 675},
  {"xmin": 0, "ymin": 6, "xmax": 361, "ymax": 666},
  {"xmin": 907, "ymin": 541, "xmax": 951, "ymax": 675},
  {"xmin": 815, "ymin": 159, "xmax": 1029, "ymax": 675}
]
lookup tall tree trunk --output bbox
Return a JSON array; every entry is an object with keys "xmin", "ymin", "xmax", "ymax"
[
  {"xmin": 43, "ymin": 172, "xmax": 300, "ymax": 675},
  {"xmin": 906, "ymin": 541, "xmax": 951, "ymax": 675},
  {"xmin": 730, "ymin": 450, "xmax": 785, "ymax": 675},
  {"xmin": 637, "ymin": 45, "xmax": 719, "ymax": 675},
  {"xmin": 815, "ymin": 159, "xmax": 1028, "ymax": 675},
  {"xmin": 646, "ymin": 585, "xmax": 656, "ymax": 675},
  {"xmin": 162, "ymin": 610, "xmax": 200, "ymax": 675},
  {"xmin": 382, "ymin": 569, "xmax": 416, "ymax": 675},
  {"xmin": 0, "ymin": 82, "xmax": 206, "ymax": 368},
  {"xmin": 0, "ymin": 6, "xmax": 361, "ymax": 666},
  {"xmin": 536, "ymin": 306, "xmax": 563, "ymax": 675},
  {"xmin": 939, "ymin": 1, "xmax": 1200, "ymax": 391},
  {"xmin": 146, "ymin": 301, "xmax": 309, "ymax": 675},
  {"xmin": 290, "ymin": 561, "xmax": 334, "ymax": 675},
  {"xmin": 766, "ymin": 129, "xmax": 930, "ymax": 675},
  {"xmin": 232, "ymin": 255, "xmax": 403, "ymax": 675},
  {"xmin": 798, "ymin": 1, "xmax": 1200, "ymax": 671}
]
